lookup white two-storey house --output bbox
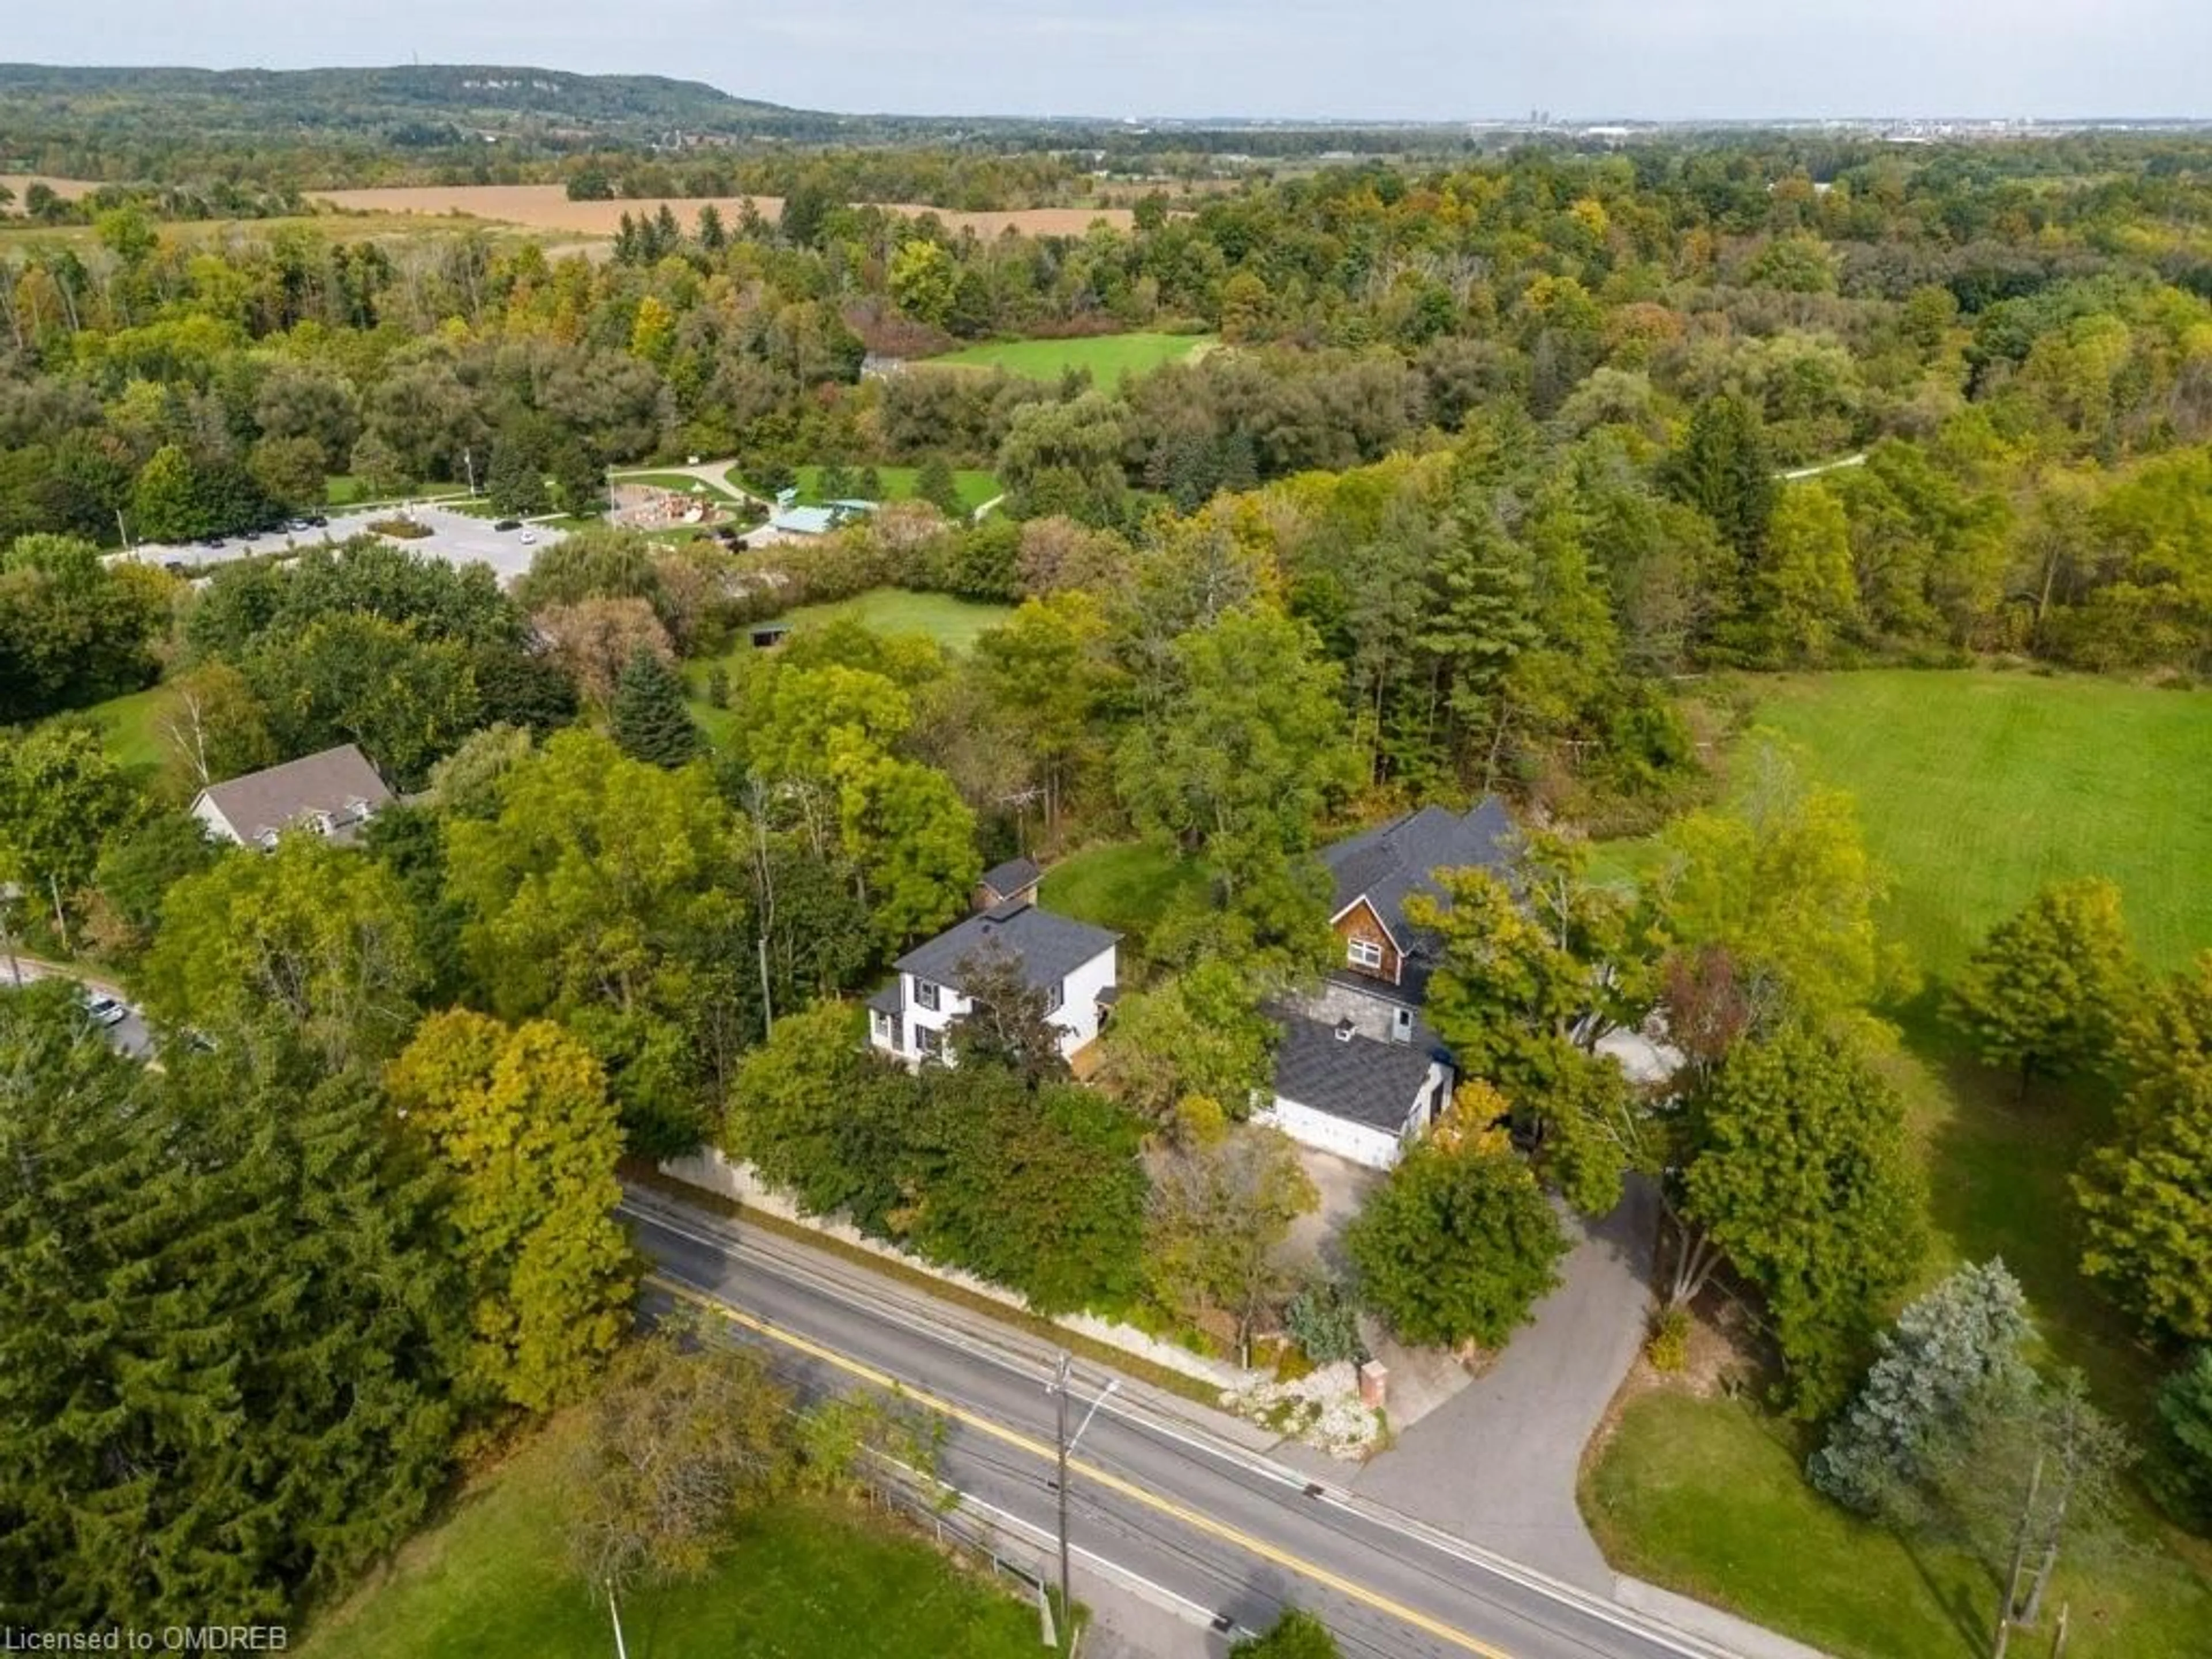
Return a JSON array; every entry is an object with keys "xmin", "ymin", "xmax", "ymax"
[{"xmin": 867, "ymin": 900, "xmax": 1119, "ymax": 1067}]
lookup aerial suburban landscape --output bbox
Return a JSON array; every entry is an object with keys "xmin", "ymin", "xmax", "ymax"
[{"xmin": 1, "ymin": 7, "xmax": 2209, "ymax": 1658}]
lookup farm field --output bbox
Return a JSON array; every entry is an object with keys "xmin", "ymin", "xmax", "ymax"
[
  {"xmin": 1585, "ymin": 667, "xmax": 2212, "ymax": 1657},
  {"xmin": 923, "ymin": 332, "xmax": 1215, "ymax": 384},
  {"xmin": 298, "ymin": 1412, "xmax": 1042, "ymax": 1659},
  {"xmin": 308, "ymin": 183, "xmax": 1133, "ymax": 238}
]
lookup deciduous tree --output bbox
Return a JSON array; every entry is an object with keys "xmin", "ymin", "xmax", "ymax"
[
  {"xmin": 2075, "ymin": 952, "xmax": 2212, "ymax": 1342},
  {"xmin": 1145, "ymin": 1124, "xmax": 1317, "ymax": 1365},
  {"xmin": 1346, "ymin": 1130, "xmax": 1567, "ymax": 1351},
  {"xmin": 389, "ymin": 1010, "xmax": 635, "ymax": 1412},
  {"xmin": 1678, "ymin": 1021, "xmax": 1923, "ymax": 1419},
  {"xmin": 1946, "ymin": 877, "xmax": 2137, "ymax": 1100},
  {"xmin": 143, "ymin": 834, "xmax": 427, "ymax": 1067}
]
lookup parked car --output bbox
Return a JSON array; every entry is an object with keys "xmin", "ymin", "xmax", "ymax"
[
  {"xmin": 81, "ymin": 991, "xmax": 128, "ymax": 1028},
  {"xmin": 493, "ymin": 517, "xmax": 522, "ymax": 532},
  {"xmin": 306, "ymin": 514, "xmax": 328, "ymax": 527},
  {"xmin": 520, "ymin": 528, "xmax": 537, "ymax": 545},
  {"xmin": 162, "ymin": 560, "xmax": 190, "ymax": 577}
]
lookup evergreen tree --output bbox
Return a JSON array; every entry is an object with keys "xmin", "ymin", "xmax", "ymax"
[
  {"xmin": 1809, "ymin": 1259, "xmax": 2034, "ymax": 1522},
  {"xmin": 915, "ymin": 453, "xmax": 964, "ymax": 517},
  {"xmin": 1662, "ymin": 392, "xmax": 1778, "ymax": 567},
  {"xmin": 610, "ymin": 645, "xmax": 703, "ymax": 769},
  {"xmin": 0, "ymin": 987, "xmax": 465, "ymax": 1624},
  {"xmin": 483, "ymin": 427, "xmax": 550, "ymax": 517}
]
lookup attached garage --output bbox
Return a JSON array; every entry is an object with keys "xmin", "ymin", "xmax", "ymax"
[{"xmin": 1261, "ymin": 1012, "xmax": 1452, "ymax": 1172}]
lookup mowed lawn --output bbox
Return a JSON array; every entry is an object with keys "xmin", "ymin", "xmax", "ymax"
[
  {"xmin": 684, "ymin": 589, "xmax": 1015, "ymax": 742},
  {"xmin": 1585, "ymin": 668, "xmax": 2212, "ymax": 1656},
  {"xmin": 1586, "ymin": 1393, "xmax": 2212, "ymax": 1659},
  {"xmin": 1750, "ymin": 670, "xmax": 2212, "ymax": 975},
  {"xmin": 300, "ymin": 1414, "xmax": 1044, "ymax": 1659},
  {"xmin": 62, "ymin": 683, "xmax": 168, "ymax": 772},
  {"xmin": 1041, "ymin": 840, "xmax": 1208, "ymax": 967},
  {"xmin": 791, "ymin": 464, "xmax": 1001, "ymax": 513},
  {"xmin": 923, "ymin": 332, "xmax": 1214, "ymax": 385}
]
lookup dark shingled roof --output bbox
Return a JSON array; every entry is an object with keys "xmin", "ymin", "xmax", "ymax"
[
  {"xmin": 865, "ymin": 980, "xmax": 903, "ymax": 1017},
  {"xmin": 978, "ymin": 855, "xmax": 1043, "ymax": 897},
  {"xmin": 1270, "ymin": 1010, "xmax": 1443, "ymax": 1132},
  {"xmin": 895, "ymin": 903, "xmax": 1116, "ymax": 995},
  {"xmin": 1321, "ymin": 797, "xmax": 1517, "ymax": 948},
  {"xmin": 196, "ymin": 744, "xmax": 392, "ymax": 844}
]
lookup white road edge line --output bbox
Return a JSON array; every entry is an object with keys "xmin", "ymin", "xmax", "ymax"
[{"xmin": 624, "ymin": 1198, "xmax": 1738, "ymax": 1659}]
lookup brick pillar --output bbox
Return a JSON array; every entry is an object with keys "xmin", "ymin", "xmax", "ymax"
[{"xmin": 1358, "ymin": 1359, "xmax": 1388, "ymax": 1411}]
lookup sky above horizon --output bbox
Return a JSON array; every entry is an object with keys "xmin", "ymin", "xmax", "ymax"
[{"xmin": 12, "ymin": 2, "xmax": 2209, "ymax": 121}]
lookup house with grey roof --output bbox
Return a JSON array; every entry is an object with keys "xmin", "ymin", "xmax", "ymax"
[
  {"xmin": 1256, "ymin": 799, "xmax": 1518, "ymax": 1168},
  {"xmin": 974, "ymin": 855, "xmax": 1043, "ymax": 911},
  {"xmin": 867, "ymin": 900, "xmax": 1118, "ymax": 1067},
  {"xmin": 189, "ymin": 744, "xmax": 394, "ymax": 851}
]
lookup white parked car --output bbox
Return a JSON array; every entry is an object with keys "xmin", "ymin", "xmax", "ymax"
[
  {"xmin": 520, "ymin": 528, "xmax": 537, "ymax": 545},
  {"xmin": 81, "ymin": 991, "xmax": 129, "ymax": 1028}
]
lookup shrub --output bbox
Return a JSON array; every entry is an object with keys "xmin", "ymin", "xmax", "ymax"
[
  {"xmin": 1646, "ymin": 1305, "xmax": 1691, "ymax": 1372},
  {"xmin": 1285, "ymin": 1277, "xmax": 1365, "ymax": 1367},
  {"xmin": 366, "ymin": 516, "xmax": 431, "ymax": 539}
]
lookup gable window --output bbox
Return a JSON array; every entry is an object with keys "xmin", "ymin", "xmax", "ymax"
[
  {"xmin": 914, "ymin": 979, "xmax": 941, "ymax": 1012},
  {"xmin": 1346, "ymin": 937, "xmax": 1385, "ymax": 974}
]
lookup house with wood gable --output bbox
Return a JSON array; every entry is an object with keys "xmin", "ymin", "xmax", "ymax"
[{"xmin": 1257, "ymin": 798, "xmax": 1518, "ymax": 1169}]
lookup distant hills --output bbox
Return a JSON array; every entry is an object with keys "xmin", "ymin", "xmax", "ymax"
[{"xmin": 0, "ymin": 62, "xmax": 856, "ymax": 147}]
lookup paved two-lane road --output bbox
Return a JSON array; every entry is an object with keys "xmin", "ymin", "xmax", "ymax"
[{"xmin": 626, "ymin": 1195, "xmax": 1737, "ymax": 1659}]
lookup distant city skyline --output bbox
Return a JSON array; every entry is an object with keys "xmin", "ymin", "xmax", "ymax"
[{"xmin": 11, "ymin": 1, "xmax": 2207, "ymax": 122}]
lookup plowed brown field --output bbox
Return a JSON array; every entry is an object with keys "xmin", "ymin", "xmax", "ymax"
[{"xmin": 309, "ymin": 183, "xmax": 1131, "ymax": 237}]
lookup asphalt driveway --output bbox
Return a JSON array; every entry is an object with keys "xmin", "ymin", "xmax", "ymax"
[{"xmin": 1352, "ymin": 1176, "xmax": 1660, "ymax": 1593}]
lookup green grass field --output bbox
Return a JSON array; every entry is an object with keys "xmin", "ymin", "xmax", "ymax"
[
  {"xmin": 300, "ymin": 1414, "xmax": 1043, "ymax": 1659},
  {"xmin": 1040, "ymin": 840, "xmax": 1208, "ymax": 967},
  {"xmin": 728, "ymin": 465, "xmax": 1001, "ymax": 513},
  {"xmin": 1586, "ymin": 668, "xmax": 2212, "ymax": 1654},
  {"xmin": 684, "ymin": 589, "xmax": 1016, "ymax": 741},
  {"xmin": 1750, "ymin": 670, "xmax": 2212, "ymax": 975},
  {"xmin": 922, "ymin": 332, "xmax": 1214, "ymax": 385},
  {"xmin": 1586, "ymin": 1392, "xmax": 2212, "ymax": 1659},
  {"xmin": 66, "ymin": 684, "xmax": 168, "ymax": 772}
]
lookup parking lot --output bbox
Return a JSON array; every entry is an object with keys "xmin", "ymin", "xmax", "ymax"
[{"xmin": 119, "ymin": 502, "xmax": 568, "ymax": 586}]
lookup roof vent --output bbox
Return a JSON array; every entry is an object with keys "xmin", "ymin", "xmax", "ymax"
[{"xmin": 1334, "ymin": 1018, "xmax": 1357, "ymax": 1043}]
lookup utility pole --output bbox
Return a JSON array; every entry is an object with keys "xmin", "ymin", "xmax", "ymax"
[
  {"xmin": 1054, "ymin": 1352, "xmax": 1071, "ymax": 1652},
  {"xmin": 606, "ymin": 1582, "xmax": 628, "ymax": 1659},
  {"xmin": 47, "ymin": 872, "xmax": 70, "ymax": 956},
  {"xmin": 463, "ymin": 446, "xmax": 477, "ymax": 496},
  {"xmin": 1046, "ymin": 1357, "xmax": 1118, "ymax": 1656}
]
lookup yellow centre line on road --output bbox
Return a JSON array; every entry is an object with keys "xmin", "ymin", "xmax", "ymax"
[{"xmin": 646, "ymin": 1272, "xmax": 1514, "ymax": 1659}]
